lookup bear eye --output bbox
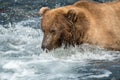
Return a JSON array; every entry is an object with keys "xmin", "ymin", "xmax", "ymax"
[{"xmin": 50, "ymin": 29, "xmax": 56, "ymax": 34}]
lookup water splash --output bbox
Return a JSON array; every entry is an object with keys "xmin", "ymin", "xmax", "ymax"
[{"xmin": 0, "ymin": 18, "xmax": 120, "ymax": 80}]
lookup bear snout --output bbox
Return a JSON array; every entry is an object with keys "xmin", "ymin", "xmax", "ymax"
[
  {"xmin": 41, "ymin": 41, "xmax": 53, "ymax": 50},
  {"xmin": 41, "ymin": 42, "xmax": 50, "ymax": 50},
  {"xmin": 41, "ymin": 44, "xmax": 46, "ymax": 50}
]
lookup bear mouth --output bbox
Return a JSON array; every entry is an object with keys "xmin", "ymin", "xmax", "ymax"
[
  {"xmin": 50, "ymin": 38, "xmax": 62, "ymax": 51},
  {"xmin": 43, "ymin": 41, "xmax": 62, "ymax": 52},
  {"xmin": 42, "ymin": 36, "xmax": 63, "ymax": 51}
]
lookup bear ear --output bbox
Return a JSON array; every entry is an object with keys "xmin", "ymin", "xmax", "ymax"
[
  {"xmin": 39, "ymin": 7, "xmax": 50, "ymax": 16},
  {"xmin": 66, "ymin": 9, "xmax": 77, "ymax": 23}
]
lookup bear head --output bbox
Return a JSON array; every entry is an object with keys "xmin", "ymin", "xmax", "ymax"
[{"xmin": 39, "ymin": 7, "xmax": 87, "ymax": 50}]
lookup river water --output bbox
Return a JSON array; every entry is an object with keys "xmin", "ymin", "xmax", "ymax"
[{"xmin": 0, "ymin": 0, "xmax": 120, "ymax": 80}]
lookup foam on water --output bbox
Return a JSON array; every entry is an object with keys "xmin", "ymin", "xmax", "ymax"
[{"xmin": 0, "ymin": 18, "xmax": 120, "ymax": 80}]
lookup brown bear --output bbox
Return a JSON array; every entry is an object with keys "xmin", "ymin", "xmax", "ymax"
[{"xmin": 39, "ymin": 0, "xmax": 120, "ymax": 51}]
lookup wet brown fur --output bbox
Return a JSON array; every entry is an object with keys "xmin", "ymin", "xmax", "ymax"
[{"xmin": 40, "ymin": 0, "xmax": 120, "ymax": 51}]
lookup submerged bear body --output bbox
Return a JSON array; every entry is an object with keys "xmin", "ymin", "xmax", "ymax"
[{"xmin": 40, "ymin": 0, "xmax": 120, "ymax": 51}]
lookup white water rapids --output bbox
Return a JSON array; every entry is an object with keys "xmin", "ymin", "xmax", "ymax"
[{"xmin": 0, "ymin": 18, "xmax": 120, "ymax": 80}]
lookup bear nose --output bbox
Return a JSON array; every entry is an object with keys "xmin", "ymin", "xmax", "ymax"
[{"xmin": 41, "ymin": 45, "xmax": 46, "ymax": 50}]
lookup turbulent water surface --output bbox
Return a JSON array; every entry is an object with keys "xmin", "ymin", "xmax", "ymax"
[{"xmin": 0, "ymin": 0, "xmax": 120, "ymax": 80}]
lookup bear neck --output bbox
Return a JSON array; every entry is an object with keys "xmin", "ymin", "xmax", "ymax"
[{"xmin": 73, "ymin": 15, "xmax": 90, "ymax": 45}]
